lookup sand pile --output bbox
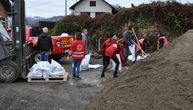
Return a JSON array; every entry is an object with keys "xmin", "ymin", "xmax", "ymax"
[{"xmin": 86, "ymin": 30, "xmax": 193, "ymax": 110}]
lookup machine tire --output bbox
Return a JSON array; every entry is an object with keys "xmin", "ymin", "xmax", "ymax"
[
  {"xmin": 0, "ymin": 60, "xmax": 19, "ymax": 83},
  {"xmin": 33, "ymin": 53, "xmax": 41, "ymax": 63}
]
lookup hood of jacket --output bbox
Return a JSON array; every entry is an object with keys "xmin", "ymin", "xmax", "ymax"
[{"xmin": 40, "ymin": 33, "xmax": 48, "ymax": 38}]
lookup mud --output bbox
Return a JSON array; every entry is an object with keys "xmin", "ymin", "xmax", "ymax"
[{"xmin": 86, "ymin": 30, "xmax": 193, "ymax": 110}]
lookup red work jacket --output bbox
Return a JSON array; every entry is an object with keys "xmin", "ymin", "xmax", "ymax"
[
  {"xmin": 69, "ymin": 40, "xmax": 86, "ymax": 60},
  {"xmin": 105, "ymin": 43, "xmax": 127, "ymax": 66},
  {"xmin": 157, "ymin": 36, "xmax": 169, "ymax": 46},
  {"xmin": 100, "ymin": 38, "xmax": 117, "ymax": 54}
]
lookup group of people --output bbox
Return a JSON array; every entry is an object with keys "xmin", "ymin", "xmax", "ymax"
[
  {"xmin": 37, "ymin": 27, "xmax": 89, "ymax": 79},
  {"xmin": 99, "ymin": 26, "xmax": 169, "ymax": 78},
  {"xmin": 37, "ymin": 26, "xmax": 169, "ymax": 80}
]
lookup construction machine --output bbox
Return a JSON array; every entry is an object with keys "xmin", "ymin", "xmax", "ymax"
[{"xmin": 0, "ymin": 0, "xmax": 32, "ymax": 83}]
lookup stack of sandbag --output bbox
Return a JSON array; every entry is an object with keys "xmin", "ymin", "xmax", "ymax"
[{"xmin": 27, "ymin": 60, "xmax": 65, "ymax": 79}]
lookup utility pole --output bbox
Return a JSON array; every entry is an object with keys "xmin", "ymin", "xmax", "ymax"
[{"xmin": 65, "ymin": 0, "xmax": 67, "ymax": 16}]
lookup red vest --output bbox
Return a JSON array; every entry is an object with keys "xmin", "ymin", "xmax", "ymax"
[
  {"xmin": 105, "ymin": 44, "xmax": 118, "ymax": 58},
  {"xmin": 105, "ymin": 43, "xmax": 127, "ymax": 66},
  {"xmin": 69, "ymin": 40, "xmax": 86, "ymax": 60},
  {"xmin": 100, "ymin": 38, "xmax": 116, "ymax": 54}
]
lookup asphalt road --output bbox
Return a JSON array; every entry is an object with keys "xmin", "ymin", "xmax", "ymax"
[{"xmin": 0, "ymin": 58, "xmax": 109, "ymax": 110}]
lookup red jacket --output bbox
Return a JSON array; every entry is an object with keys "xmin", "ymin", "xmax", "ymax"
[
  {"xmin": 100, "ymin": 38, "xmax": 117, "ymax": 54},
  {"xmin": 105, "ymin": 44, "xmax": 118, "ymax": 58},
  {"xmin": 118, "ymin": 43, "xmax": 127, "ymax": 66},
  {"xmin": 105, "ymin": 43, "xmax": 127, "ymax": 66},
  {"xmin": 69, "ymin": 40, "xmax": 86, "ymax": 60},
  {"xmin": 157, "ymin": 36, "xmax": 169, "ymax": 46},
  {"xmin": 136, "ymin": 38, "xmax": 145, "ymax": 52}
]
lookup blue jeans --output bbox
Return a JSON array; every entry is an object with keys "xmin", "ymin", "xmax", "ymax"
[
  {"xmin": 73, "ymin": 60, "xmax": 82, "ymax": 77},
  {"xmin": 41, "ymin": 51, "xmax": 49, "ymax": 61}
]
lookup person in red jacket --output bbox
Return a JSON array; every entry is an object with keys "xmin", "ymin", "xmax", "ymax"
[
  {"xmin": 68, "ymin": 32, "xmax": 86, "ymax": 79},
  {"xmin": 136, "ymin": 38, "xmax": 150, "ymax": 53},
  {"xmin": 157, "ymin": 33, "xmax": 169, "ymax": 50},
  {"xmin": 101, "ymin": 41, "xmax": 128, "ymax": 78},
  {"xmin": 100, "ymin": 35, "xmax": 118, "ymax": 66}
]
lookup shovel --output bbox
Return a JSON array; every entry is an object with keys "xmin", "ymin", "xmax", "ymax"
[{"xmin": 131, "ymin": 28, "xmax": 150, "ymax": 59}]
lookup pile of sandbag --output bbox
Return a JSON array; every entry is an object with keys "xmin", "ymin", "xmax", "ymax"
[{"xmin": 27, "ymin": 60, "xmax": 65, "ymax": 79}]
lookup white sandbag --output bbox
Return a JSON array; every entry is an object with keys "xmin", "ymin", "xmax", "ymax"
[
  {"xmin": 128, "ymin": 55, "xmax": 142, "ymax": 61},
  {"xmin": 80, "ymin": 53, "xmax": 91, "ymax": 71},
  {"xmin": 27, "ymin": 60, "xmax": 66, "ymax": 79},
  {"xmin": 89, "ymin": 64, "xmax": 102, "ymax": 69},
  {"xmin": 27, "ymin": 64, "xmax": 42, "ymax": 78},
  {"xmin": 128, "ymin": 44, "xmax": 136, "ymax": 62},
  {"xmin": 111, "ymin": 54, "xmax": 122, "ymax": 72},
  {"xmin": 37, "ymin": 61, "xmax": 51, "ymax": 79},
  {"xmin": 27, "ymin": 61, "xmax": 51, "ymax": 79},
  {"xmin": 50, "ymin": 59, "xmax": 65, "ymax": 77}
]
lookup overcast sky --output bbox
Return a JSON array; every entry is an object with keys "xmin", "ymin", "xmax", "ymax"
[{"xmin": 25, "ymin": 0, "xmax": 193, "ymax": 17}]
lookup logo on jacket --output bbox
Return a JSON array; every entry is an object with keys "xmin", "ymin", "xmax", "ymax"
[{"xmin": 77, "ymin": 44, "xmax": 83, "ymax": 51}]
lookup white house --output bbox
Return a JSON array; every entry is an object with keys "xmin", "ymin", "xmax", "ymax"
[{"xmin": 69, "ymin": 0, "xmax": 117, "ymax": 18}]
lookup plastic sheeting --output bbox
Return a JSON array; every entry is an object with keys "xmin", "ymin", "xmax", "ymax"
[
  {"xmin": 128, "ymin": 55, "xmax": 142, "ymax": 61},
  {"xmin": 72, "ymin": 53, "xmax": 102, "ymax": 71},
  {"xmin": 128, "ymin": 44, "xmax": 136, "ymax": 62},
  {"xmin": 27, "ymin": 60, "xmax": 65, "ymax": 79},
  {"xmin": 80, "ymin": 54, "xmax": 91, "ymax": 71}
]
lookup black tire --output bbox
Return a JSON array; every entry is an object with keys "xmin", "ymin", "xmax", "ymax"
[
  {"xmin": 0, "ymin": 60, "xmax": 19, "ymax": 83},
  {"xmin": 33, "ymin": 53, "xmax": 41, "ymax": 63}
]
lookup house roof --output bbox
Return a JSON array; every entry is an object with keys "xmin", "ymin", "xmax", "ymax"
[
  {"xmin": 69, "ymin": 0, "xmax": 117, "ymax": 14},
  {"xmin": 0, "ymin": 0, "xmax": 11, "ymax": 12}
]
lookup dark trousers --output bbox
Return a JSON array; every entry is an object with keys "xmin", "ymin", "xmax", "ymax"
[{"xmin": 101, "ymin": 55, "xmax": 120, "ymax": 77}]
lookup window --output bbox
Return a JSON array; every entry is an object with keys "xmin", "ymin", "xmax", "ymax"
[
  {"xmin": 96, "ymin": 12, "xmax": 104, "ymax": 16},
  {"xmin": 90, "ymin": 1, "xmax": 96, "ymax": 7},
  {"xmin": 81, "ymin": 12, "xmax": 90, "ymax": 17}
]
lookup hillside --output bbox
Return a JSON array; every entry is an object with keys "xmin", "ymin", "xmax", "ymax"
[
  {"xmin": 26, "ymin": 16, "xmax": 64, "ymax": 27},
  {"xmin": 86, "ymin": 29, "xmax": 193, "ymax": 110}
]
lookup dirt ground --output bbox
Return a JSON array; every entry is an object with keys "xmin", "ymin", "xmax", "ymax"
[
  {"xmin": 86, "ymin": 30, "xmax": 193, "ymax": 110},
  {"xmin": 0, "ymin": 58, "xmax": 108, "ymax": 110}
]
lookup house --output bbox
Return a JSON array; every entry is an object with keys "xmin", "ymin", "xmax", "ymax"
[
  {"xmin": 70, "ymin": 0, "xmax": 117, "ymax": 18},
  {"xmin": 0, "ymin": 0, "xmax": 11, "ymax": 28}
]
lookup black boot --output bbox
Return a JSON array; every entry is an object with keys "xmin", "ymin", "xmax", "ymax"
[
  {"xmin": 113, "ymin": 74, "xmax": 118, "ymax": 78},
  {"xmin": 101, "ymin": 73, "xmax": 105, "ymax": 78}
]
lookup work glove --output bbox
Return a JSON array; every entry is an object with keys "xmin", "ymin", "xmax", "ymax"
[
  {"xmin": 67, "ymin": 56, "xmax": 70, "ymax": 61},
  {"xmin": 124, "ymin": 66, "xmax": 129, "ymax": 70}
]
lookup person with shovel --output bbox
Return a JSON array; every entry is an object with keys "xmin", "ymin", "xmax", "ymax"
[{"xmin": 122, "ymin": 26, "xmax": 136, "ymax": 64}]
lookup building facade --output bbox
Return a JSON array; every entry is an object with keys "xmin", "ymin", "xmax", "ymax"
[{"xmin": 70, "ymin": 0, "xmax": 116, "ymax": 18}]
